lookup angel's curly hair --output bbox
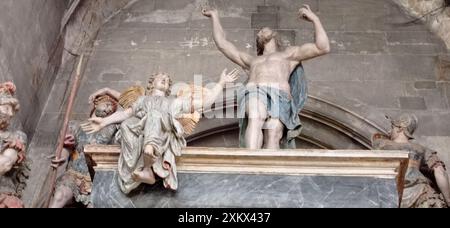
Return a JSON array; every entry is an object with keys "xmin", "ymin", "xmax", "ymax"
[{"xmin": 146, "ymin": 72, "xmax": 173, "ymax": 97}]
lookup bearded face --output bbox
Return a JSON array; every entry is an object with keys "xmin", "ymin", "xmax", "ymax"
[
  {"xmin": 256, "ymin": 27, "xmax": 281, "ymax": 56},
  {"xmin": 94, "ymin": 101, "xmax": 115, "ymax": 118},
  {"xmin": 257, "ymin": 28, "xmax": 276, "ymax": 45},
  {"xmin": 0, "ymin": 104, "xmax": 14, "ymax": 130}
]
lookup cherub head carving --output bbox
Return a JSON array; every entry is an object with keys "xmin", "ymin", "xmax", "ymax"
[{"xmin": 146, "ymin": 73, "xmax": 173, "ymax": 97}]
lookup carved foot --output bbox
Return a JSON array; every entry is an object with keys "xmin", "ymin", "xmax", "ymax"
[{"xmin": 132, "ymin": 168, "xmax": 156, "ymax": 185}]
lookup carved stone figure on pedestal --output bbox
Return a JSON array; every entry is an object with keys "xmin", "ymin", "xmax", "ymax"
[
  {"xmin": 0, "ymin": 82, "xmax": 28, "ymax": 208},
  {"xmin": 373, "ymin": 114, "xmax": 450, "ymax": 208},
  {"xmin": 82, "ymin": 69, "xmax": 240, "ymax": 194},
  {"xmin": 202, "ymin": 5, "xmax": 330, "ymax": 149},
  {"xmin": 49, "ymin": 94, "xmax": 120, "ymax": 208}
]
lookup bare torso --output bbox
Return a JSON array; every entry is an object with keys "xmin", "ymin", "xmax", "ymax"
[
  {"xmin": 202, "ymin": 5, "xmax": 331, "ymax": 149},
  {"xmin": 247, "ymin": 52, "xmax": 298, "ymax": 95}
]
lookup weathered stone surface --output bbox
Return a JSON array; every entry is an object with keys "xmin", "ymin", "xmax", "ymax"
[
  {"xmin": 386, "ymin": 31, "xmax": 447, "ymax": 54},
  {"xmin": 279, "ymin": 12, "xmax": 321, "ymax": 30},
  {"xmin": 190, "ymin": 15, "xmax": 252, "ymax": 29},
  {"xmin": 437, "ymin": 55, "xmax": 450, "ymax": 81},
  {"xmin": 399, "ymin": 97, "xmax": 427, "ymax": 110},
  {"xmin": 366, "ymin": 55, "xmax": 436, "ymax": 81},
  {"xmin": 0, "ymin": 0, "xmax": 66, "ymax": 137},
  {"xmin": 394, "ymin": 0, "xmax": 450, "ymax": 49},
  {"xmin": 251, "ymin": 13, "xmax": 278, "ymax": 29},
  {"xmin": 125, "ymin": 0, "xmax": 156, "ymax": 13},
  {"xmin": 311, "ymin": 81, "xmax": 405, "ymax": 109},
  {"xmin": 443, "ymin": 82, "xmax": 450, "ymax": 107},
  {"xmin": 385, "ymin": 1, "xmax": 428, "ymax": 31},
  {"xmin": 209, "ymin": 0, "xmax": 265, "ymax": 12},
  {"xmin": 343, "ymin": 14, "xmax": 385, "ymax": 31},
  {"xmin": 318, "ymin": 0, "xmax": 389, "ymax": 16},
  {"xmin": 328, "ymin": 32, "xmax": 387, "ymax": 54},
  {"xmin": 93, "ymin": 171, "xmax": 399, "ymax": 208},
  {"xmin": 415, "ymin": 81, "xmax": 437, "ymax": 89},
  {"xmin": 265, "ymin": 0, "xmax": 318, "ymax": 12},
  {"xmin": 415, "ymin": 113, "xmax": 450, "ymax": 136},
  {"xmin": 41, "ymin": 82, "xmax": 72, "ymax": 114},
  {"xmin": 406, "ymin": 83, "xmax": 449, "ymax": 110},
  {"xmin": 257, "ymin": 5, "xmax": 280, "ymax": 14},
  {"xmin": 20, "ymin": 0, "xmax": 137, "ymax": 208},
  {"xmin": 96, "ymin": 28, "xmax": 256, "ymax": 51}
]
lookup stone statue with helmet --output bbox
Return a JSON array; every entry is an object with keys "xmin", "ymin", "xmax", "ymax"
[{"xmin": 372, "ymin": 113, "xmax": 450, "ymax": 208}]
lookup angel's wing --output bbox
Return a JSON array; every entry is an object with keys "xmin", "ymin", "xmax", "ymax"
[
  {"xmin": 118, "ymin": 86, "xmax": 146, "ymax": 109},
  {"xmin": 176, "ymin": 85, "xmax": 211, "ymax": 136},
  {"xmin": 177, "ymin": 112, "xmax": 201, "ymax": 135}
]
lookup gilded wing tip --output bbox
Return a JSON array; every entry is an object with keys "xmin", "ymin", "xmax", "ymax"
[{"xmin": 119, "ymin": 86, "xmax": 146, "ymax": 108}]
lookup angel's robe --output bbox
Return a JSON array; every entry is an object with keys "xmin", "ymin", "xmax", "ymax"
[{"xmin": 117, "ymin": 95, "xmax": 191, "ymax": 194}]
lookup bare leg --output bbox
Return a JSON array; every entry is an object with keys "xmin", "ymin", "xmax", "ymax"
[
  {"xmin": 434, "ymin": 166, "xmax": 450, "ymax": 206},
  {"xmin": 245, "ymin": 97, "xmax": 267, "ymax": 149},
  {"xmin": 49, "ymin": 186, "xmax": 74, "ymax": 208},
  {"xmin": 264, "ymin": 118, "xmax": 285, "ymax": 149},
  {"xmin": 132, "ymin": 145, "xmax": 156, "ymax": 185}
]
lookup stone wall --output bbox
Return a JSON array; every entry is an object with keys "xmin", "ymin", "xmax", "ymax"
[
  {"xmin": 19, "ymin": 0, "xmax": 450, "ymax": 207},
  {"xmin": 61, "ymin": 0, "xmax": 137, "ymax": 64},
  {"xmin": 68, "ymin": 0, "xmax": 450, "ymax": 140},
  {"xmin": 0, "ymin": 0, "xmax": 67, "ymax": 136},
  {"xmin": 73, "ymin": 0, "xmax": 450, "ymax": 172},
  {"xmin": 393, "ymin": 0, "xmax": 450, "ymax": 169},
  {"xmin": 394, "ymin": 0, "xmax": 450, "ymax": 49},
  {"xmin": 21, "ymin": 0, "xmax": 137, "ymax": 207}
]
